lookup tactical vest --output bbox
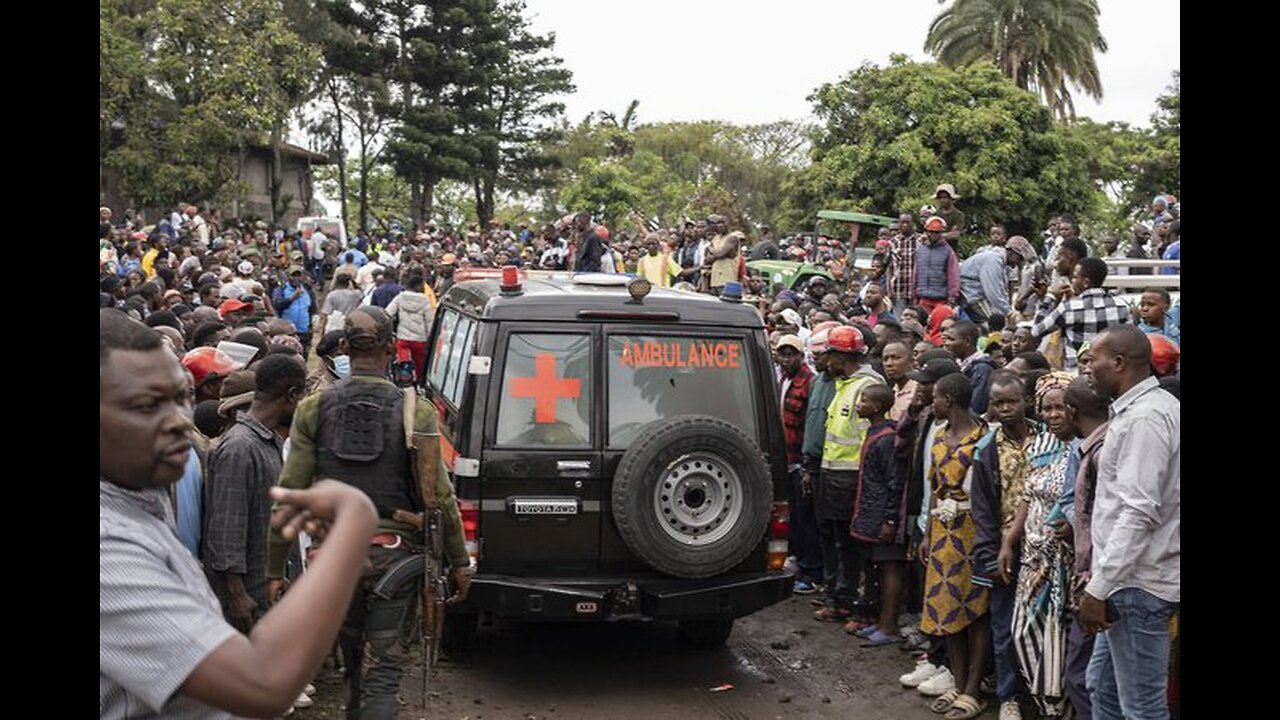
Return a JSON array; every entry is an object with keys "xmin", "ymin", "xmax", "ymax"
[{"xmin": 316, "ymin": 378, "xmax": 420, "ymax": 516}]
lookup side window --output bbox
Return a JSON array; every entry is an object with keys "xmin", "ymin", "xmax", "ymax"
[
  {"xmin": 442, "ymin": 317, "xmax": 475, "ymax": 407},
  {"xmin": 607, "ymin": 335, "xmax": 757, "ymax": 448},
  {"xmin": 495, "ymin": 333, "xmax": 592, "ymax": 447},
  {"xmin": 427, "ymin": 310, "xmax": 460, "ymax": 391}
]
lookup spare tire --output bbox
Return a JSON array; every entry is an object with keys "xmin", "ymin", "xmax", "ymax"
[{"xmin": 612, "ymin": 415, "xmax": 772, "ymax": 578}]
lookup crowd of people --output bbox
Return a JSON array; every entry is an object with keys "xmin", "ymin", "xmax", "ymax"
[
  {"xmin": 760, "ymin": 189, "xmax": 1179, "ymax": 720},
  {"xmin": 99, "ymin": 185, "xmax": 1178, "ymax": 720}
]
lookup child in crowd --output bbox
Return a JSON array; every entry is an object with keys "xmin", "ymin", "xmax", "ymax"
[{"xmin": 848, "ymin": 383, "xmax": 908, "ymax": 647}]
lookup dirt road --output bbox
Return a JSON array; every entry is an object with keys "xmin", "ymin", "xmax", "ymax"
[{"xmin": 302, "ymin": 593, "xmax": 946, "ymax": 719}]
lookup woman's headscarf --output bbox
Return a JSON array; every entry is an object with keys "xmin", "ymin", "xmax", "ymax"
[
  {"xmin": 925, "ymin": 305, "xmax": 955, "ymax": 345},
  {"xmin": 1034, "ymin": 371, "xmax": 1074, "ymax": 412}
]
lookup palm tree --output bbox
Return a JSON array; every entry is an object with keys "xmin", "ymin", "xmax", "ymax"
[
  {"xmin": 925, "ymin": 0, "xmax": 1108, "ymax": 120},
  {"xmin": 595, "ymin": 99, "xmax": 641, "ymax": 131}
]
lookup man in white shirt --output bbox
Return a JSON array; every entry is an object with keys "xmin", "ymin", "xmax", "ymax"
[
  {"xmin": 355, "ymin": 257, "xmax": 384, "ymax": 293},
  {"xmin": 1079, "ymin": 325, "xmax": 1179, "ymax": 720}
]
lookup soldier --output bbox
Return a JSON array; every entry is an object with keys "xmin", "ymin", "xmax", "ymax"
[{"xmin": 267, "ymin": 306, "xmax": 471, "ymax": 720}]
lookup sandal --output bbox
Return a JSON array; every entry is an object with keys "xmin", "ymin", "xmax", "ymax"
[
  {"xmin": 844, "ymin": 620, "xmax": 875, "ymax": 634},
  {"xmin": 814, "ymin": 606, "xmax": 852, "ymax": 622},
  {"xmin": 930, "ymin": 688, "xmax": 961, "ymax": 714},
  {"xmin": 860, "ymin": 629, "xmax": 901, "ymax": 647},
  {"xmin": 944, "ymin": 693, "xmax": 987, "ymax": 720}
]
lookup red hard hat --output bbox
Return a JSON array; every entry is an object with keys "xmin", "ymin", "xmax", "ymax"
[
  {"xmin": 1147, "ymin": 334, "xmax": 1180, "ymax": 377},
  {"xmin": 181, "ymin": 347, "xmax": 240, "ymax": 387},
  {"xmin": 827, "ymin": 325, "xmax": 865, "ymax": 354}
]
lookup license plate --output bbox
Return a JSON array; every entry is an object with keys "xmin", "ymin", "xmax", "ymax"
[{"xmin": 511, "ymin": 498, "xmax": 579, "ymax": 515}]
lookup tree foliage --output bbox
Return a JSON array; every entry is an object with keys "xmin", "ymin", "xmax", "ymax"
[
  {"xmin": 549, "ymin": 114, "xmax": 810, "ymax": 234},
  {"xmin": 783, "ymin": 56, "xmax": 1106, "ymax": 242},
  {"xmin": 100, "ymin": 0, "xmax": 319, "ymax": 209},
  {"xmin": 318, "ymin": 0, "xmax": 571, "ymax": 226},
  {"xmin": 925, "ymin": 0, "xmax": 1107, "ymax": 120},
  {"xmin": 466, "ymin": 0, "xmax": 574, "ymax": 224},
  {"xmin": 1124, "ymin": 71, "xmax": 1179, "ymax": 219}
]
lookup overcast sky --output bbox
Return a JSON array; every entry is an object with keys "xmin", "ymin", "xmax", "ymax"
[{"xmin": 521, "ymin": 0, "xmax": 1179, "ymax": 129}]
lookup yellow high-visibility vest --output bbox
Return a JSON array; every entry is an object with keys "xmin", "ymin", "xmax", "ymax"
[{"xmin": 821, "ymin": 373, "xmax": 883, "ymax": 471}]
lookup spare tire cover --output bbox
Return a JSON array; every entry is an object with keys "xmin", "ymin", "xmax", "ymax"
[{"xmin": 612, "ymin": 415, "xmax": 772, "ymax": 578}]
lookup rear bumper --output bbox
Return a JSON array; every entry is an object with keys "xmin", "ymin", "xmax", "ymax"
[{"xmin": 458, "ymin": 569, "xmax": 795, "ymax": 621}]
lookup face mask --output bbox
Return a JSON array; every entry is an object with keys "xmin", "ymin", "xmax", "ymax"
[{"xmin": 331, "ymin": 354, "xmax": 351, "ymax": 378}]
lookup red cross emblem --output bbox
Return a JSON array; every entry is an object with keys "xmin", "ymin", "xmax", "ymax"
[{"xmin": 509, "ymin": 353, "xmax": 581, "ymax": 424}]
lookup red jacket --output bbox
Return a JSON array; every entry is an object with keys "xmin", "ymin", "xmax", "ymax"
[{"xmin": 781, "ymin": 363, "xmax": 814, "ymax": 466}]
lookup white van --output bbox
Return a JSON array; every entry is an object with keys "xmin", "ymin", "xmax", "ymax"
[{"xmin": 296, "ymin": 216, "xmax": 348, "ymax": 248}]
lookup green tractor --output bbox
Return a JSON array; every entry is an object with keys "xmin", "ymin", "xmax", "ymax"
[{"xmin": 748, "ymin": 210, "xmax": 896, "ymax": 291}]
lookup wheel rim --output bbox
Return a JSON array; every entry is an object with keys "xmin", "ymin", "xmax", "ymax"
[{"xmin": 654, "ymin": 453, "xmax": 743, "ymax": 546}]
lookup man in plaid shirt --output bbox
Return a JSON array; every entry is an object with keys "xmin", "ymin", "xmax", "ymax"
[
  {"xmin": 888, "ymin": 213, "xmax": 920, "ymax": 305},
  {"xmin": 1030, "ymin": 257, "xmax": 1132, "ymax": 370}
]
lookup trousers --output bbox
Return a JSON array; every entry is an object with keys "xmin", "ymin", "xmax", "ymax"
[
  {"xmin": 341, "ymin": 543, "xmax": 417, "ymax": 720},
  {"xmin": 1066, "ymin": 611, "xmax": 1096, "ymax": 720},
  {"xmin": 1086, "ymin": 588, "xmax": 1176, "ymax": 720},
  {"xmin": 788, "ymin": 468, "xmax": 823, "ymax": 579},
  {"xmin": 990, "ymin": 576, "xmax": 1024, "ymax": 702}
]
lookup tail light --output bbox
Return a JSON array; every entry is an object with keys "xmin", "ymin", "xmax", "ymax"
[
  {"xmin": 767, "ymin": 501, "xmax": 790, "ymax": 571},
  {"xmin": 459, "ymin": 499, "xmax": 480, "ymax": 568}
]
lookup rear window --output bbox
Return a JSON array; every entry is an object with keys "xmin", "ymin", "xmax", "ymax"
[
  {"xmin": 426, "ymin": 310, "xmax": 475, "ymax": 408},
  {"xmin": 607, "ymin": 335, "xmax": 757, "ymax": 448},
  {"xmin": 495, "ymin": 333, "xmax": 592, "ymax": 447}
]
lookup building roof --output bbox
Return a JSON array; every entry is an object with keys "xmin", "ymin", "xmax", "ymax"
[{"xmin": 276, "ymin": 142, "xmax": 329, "ymax": 164}]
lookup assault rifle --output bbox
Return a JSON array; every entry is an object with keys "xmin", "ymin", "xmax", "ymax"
[{"xmin": 371, "ymin": 389, "xmax": 447, "ymax": 710}]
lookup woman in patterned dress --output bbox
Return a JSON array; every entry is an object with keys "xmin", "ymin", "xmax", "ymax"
[
  {"xmin": 920, "ymin": 373, "xmax": 991, "ymax": 720},
  {"xmin": 999, "ymin": 372, "xmax": 1075, "ymax": 715}
]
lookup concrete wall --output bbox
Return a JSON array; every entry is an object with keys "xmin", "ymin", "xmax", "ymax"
[{"xmin": 101, "ymin": 147, "xmax": 320, "ymax": 228}]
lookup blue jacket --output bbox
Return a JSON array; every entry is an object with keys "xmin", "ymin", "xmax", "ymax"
[
  {"xmin": 959, "ymin": 248, "xmax": 1011, "ymax": 316},
  {"xmin": 970, "ymin": 428, "xmax": 1006, "ymax": 588},
  {"xmin": 849, "ymin": 422, "xmax": 903, "ymax": 542},
  {"xmin": 963, "ymin": 354, "xmax": 997, "ymax": 416},
  {"xmin": 271, "ymin": 280, "xmax": 313, "ymax": 333}
]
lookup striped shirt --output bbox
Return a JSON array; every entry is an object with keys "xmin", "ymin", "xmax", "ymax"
[
  {"xmin": 101, "ymin": 480, "xmax": 241, "ymax": 720},
  {"xmin": 1030, "ymin": 288, "xmax": 1133, "ymax": 369}
]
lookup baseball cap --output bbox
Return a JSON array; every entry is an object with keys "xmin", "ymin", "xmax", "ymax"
[
  {"xmin": 908, "ymin": 358, "xmax": 962, "ymax": 383},
  {"xmin": 779, "ymin": 308, "xmax": 804, "ymax": 328},
  {"xmin": 924, "ymin": 217, "xmax": 947, "ymax": 232},
  {"xmin": 935, "ymin": 183, "xmax": 961, "ymax": 199},
  {"xmin": 217, "ymin": 298, "xmax": 252, "ymax": 319},
  {"xmin": 236, "ymin": 260, "xmax": 254, "ymax": 275},
  {"xmin": 181, "ymin": 347, "xmax": 241, "ymax": 387},
  {"xmin": 776, "ymin": 334, "xmax": 804, "ymax": 353},
  {"xmin": 807, "ymin": 329, "xmax": 832, "ymax": 353}
]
